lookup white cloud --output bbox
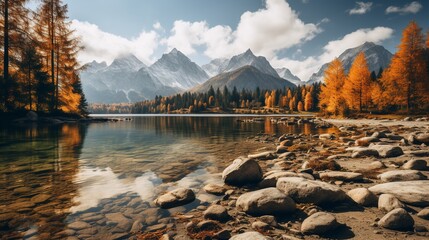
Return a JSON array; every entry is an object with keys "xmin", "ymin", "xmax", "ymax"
[
  {"xmin": 164, "ymin": 0, "xmax": 321, "ymax": 59},
  {"xmin": 386, "ymin": 1, "xmax": 422, "ymax": 14},
  {"xmin": 272, "ymin": 27, "xmax": 394, "ymax": 81},
  {"xmin": 349, "ymin": 2, "xmax": 373, "ymax": 15},
  {"xmin": 71, "ymin": 20, "xmax": 160, "ymax": 65},
  {"xmin": 153, "ymin": 22, "xmax": 163, "ymax": 31}
]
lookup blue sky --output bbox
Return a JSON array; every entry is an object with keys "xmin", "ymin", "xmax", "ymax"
[{"xmin": 31, "ymin": 0, "xmax": 429, "ymax": 81}]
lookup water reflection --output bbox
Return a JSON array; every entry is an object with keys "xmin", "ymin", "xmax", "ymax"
[{"xmin": 0, "ymin": 116, "xmax": 336, "ymax": 239}]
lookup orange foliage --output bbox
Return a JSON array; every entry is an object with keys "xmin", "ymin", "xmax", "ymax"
[
  {"xmin": 304, "ymin": 92, "xmax": 313, "ymax": 111},
  {"xmin": 343, "ymin": 52, "xmax": 371, "ymax": 111},
  {"xmin": 381, "ymin": 21, "xmax": 428, "ymax": 111},
  {"xmin": 319, "ymin": 58, "xmax": 347, "ymax": 115}
]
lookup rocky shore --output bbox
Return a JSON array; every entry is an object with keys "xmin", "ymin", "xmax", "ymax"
[{"xmin": 144, "ymin": 116, "xmax": 429, "ymax": 239}]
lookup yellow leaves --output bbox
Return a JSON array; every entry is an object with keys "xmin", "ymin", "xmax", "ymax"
[
  {"xmin": 319, "ymin": 58, "xmax": 347, "ymax": 115},
  {"xmin": 343, "ymin": 52, "xmax": 371, "ymax": 111}
]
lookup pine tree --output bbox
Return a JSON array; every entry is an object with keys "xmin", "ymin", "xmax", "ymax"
[
  {"xmin": 319, "ymin": 59, "xmax": 347, "ymax": 115},
  {"xmin": 343, "ymin": 52, "xmax": 371, "ymax": 112},
  {"xmin": 381, "ymin": 21, "xmax": 428, "ymax": 112}
]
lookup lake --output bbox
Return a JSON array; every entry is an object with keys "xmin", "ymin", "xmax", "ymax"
[{"xmin": 0, "ymin": 115, "xmax": 337, "ymax": 239}]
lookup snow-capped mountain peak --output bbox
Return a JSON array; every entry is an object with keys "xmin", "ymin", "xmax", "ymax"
[
  {"xmin": 107, "ymin": 54, "xmax": 146, "ymax": 72},
  {"xmin": 275, "ymin": 68, "xmax": 302, "ymax": 86}
]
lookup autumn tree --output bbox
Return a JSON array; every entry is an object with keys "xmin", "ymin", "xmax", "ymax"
[
  {"xmin": 304, "ymin": 92, "xmax": 313, "ymax": 111},
  {"xmin": 319, "ymin": 59, "xmax": 347, "ymax": 115},
  {"xmin": 381, "ymin": 21, "xmax": 428, "ymax": 112},
  {"xmin": 297, "ymin": 101, "xmax": 304, "ymax": 112},
  {"xmin": 343, "ymin": 52, "xmax": 371, "ymax": 112}
]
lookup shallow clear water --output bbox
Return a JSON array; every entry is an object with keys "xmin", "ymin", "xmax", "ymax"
[{"xmin": 0, "ymin": 115, "xmax": 336, "ymax": 239}]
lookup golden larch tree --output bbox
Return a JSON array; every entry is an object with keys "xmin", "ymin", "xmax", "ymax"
[
  {"xmin": 343, "ymin": 52, "xmax": 371, "ymax": 112},
  {"xmin": 318, "ymin": 59, "xmax": 347, "ymax": 115},
  {"xmin": 304, "ymin": 92, "xmax": 313, "ymax": 111},
  {"xmin": 381, "ymin": 21, "xmax": 428, "ymax": 112}
]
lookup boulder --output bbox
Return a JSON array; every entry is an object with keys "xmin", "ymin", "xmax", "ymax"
[
  {"xmin": 378, "ymin": 194, "xmax": 405, "ymax": 212},
  {"xmin": 351, "ymin": 148, "xmax": 379, "ymax": 158},
  {"xmin": 222, "ymin": 158, "xmax": 263, "ymax": 186},
  {"xmin": 236, "ymin": 188, "xmax": 296, "ymax": 216},
  {"xmin": 369, "ymin": 145, "xmax": 403, "ymax": 158},
  {"xmin": 301, "ymin": 212, "xmax": 339, "ymax": 235},
  {"xmin": 280, "ymin": 140, "xmax": 293, "ymax": 147},
  {"xmin": 410, "ymin": 150, "xmax": 429, "ymax": 157},
  {"xmin": 248, "ymin": 152, "xmax": 276, "ymax": 160},
  {"xmin": 230, "ymin": 232, "xmax": 272, "ymax": 240},
  {"xmin": 154, "ymin": 188, "xmax": 196, "ymax": 209},
  {"xmin": 276, "ymin": 177, "xmax": 347, "ymax": 205},
  {"xmin": 319, "ymin": 171, "xmax": 363, "ymax": 182},
  {"xmin": 355, "ymin": 137, "xmax": 379, "ymax": 147},
  {"xmin": 203, "ymin": 205, "xmax": 230, "ymax": 222},
  {"xmin": 402, "ymin": 160, "xmax": 427, "ymax": 170},
  {"xmin": 378, "ymin": 170, "xmax": 427, "ymax": 182},
  {"xmin": 378, "ymin": 208, "xmax": 414, "ymax": 231},
  {"xmin": 368, "ymin": 161, "xmax": 386, "ymax": 170},
  {"xmin": 409, "ymin": 133, "xmax": 429, "ymax": 145},
  {"xmin": 276, "ymin": 146, "xmax": 288, "ymax": 154},
  {"xmin": 347, "ymin": 188, "xmax": 378, "ymax": 207},
  {"xmin": 105, "ymin": 212, "xmax": 132, "ymax": 230},
  {"xmin": 369, "ymin": 181, "xmax": 429, "ymax": 206},
  {"xmin": 372, "ymin": 132, "xmax": 387, "ymax": 139},
  {"xmin": 417, "ymin": 208, "xmax": 429, "ymax": 220},
  {"xmin": 203, "ymin": 184, "xmax": 226, "ymax": 195},
  {"xmin": 259, "ymin": 171, "xmax": 313, "ymax": 188},
  {"xmin": 319, "ymin": 134, "xmax": 334, "ymax": 140}
]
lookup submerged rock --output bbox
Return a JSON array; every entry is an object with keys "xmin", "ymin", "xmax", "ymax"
[
  {"xmin": 222, "ymin": 158, "xmax": 263, "ymax": 186},
  {"xmin": 154, "ymin": 188, "xmax": 196, "ymax": 209},
  {"xmin": 203, "ymin": 205, "xmax": 230, "ymax": 222},
  {"xmin": 203, "ymin": 184, "xmax": 226, "ymax": 196}
]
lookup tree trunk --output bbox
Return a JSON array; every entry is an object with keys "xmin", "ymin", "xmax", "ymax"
[
  {"xmin": 3, "ymin": 0, "xmax": 9, "ymax": 110},
  {"xmin": 51, "ymin": 0, "xmax": 56, "ymax": 111}
]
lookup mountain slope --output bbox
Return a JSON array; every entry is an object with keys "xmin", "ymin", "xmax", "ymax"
[
  {"xmin": 149, "ymin": 48, "xmax": 209, "ymax": 89},
  {"xmin": 202, "ymin": 58, "xmax": 229, "ymax": 77},
  {"xmin": 223, "ymin": 49, "xmax": 280, "ymax": 78},
  {"xmin": 192, "ymin": 66, "xmax": 295, "ymax": 93},
  {"xmin": 308, "ymin": 42, "xmax": 393, "ymax": 84},
  {"xmin": 276, "ymin": 68, "xmax": 302, "ymax": 86}
]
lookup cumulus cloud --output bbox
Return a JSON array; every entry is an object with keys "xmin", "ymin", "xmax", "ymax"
[
  {"xmin": 272, "ymin": 27, "xmax": 394, "ymax": 81},
  {"xmin": 386, "ymin": 1, "xmax": 422, "ymax": 14},
  {"xmin": 349, "ymin": 2, "xmax": 373, "ymax": 15},
  {"xmin": 164, "ymin": 0, "xmax": 321, "ymax": 59},
  {"xmin": 72, "ymin": 20, "xmax": 160, "ymax": 65}
]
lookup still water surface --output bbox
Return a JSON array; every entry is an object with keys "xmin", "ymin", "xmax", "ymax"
[{"xmin": 0, "ymin": 115, "xmax": 336, "ymax": 239}]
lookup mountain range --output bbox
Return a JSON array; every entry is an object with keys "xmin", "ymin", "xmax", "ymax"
[{"xmin": 80, "ymin": 42, "xmax": 393, "ymax": 104}]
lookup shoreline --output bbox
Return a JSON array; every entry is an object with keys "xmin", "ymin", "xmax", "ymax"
[{"xmin": 138, "ymin": 117, "xmax": 429, "ymax": 239}]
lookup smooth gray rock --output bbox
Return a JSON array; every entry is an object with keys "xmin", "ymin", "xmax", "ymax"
[
  {"xmin": 368, "ymin": 161, "xmax": 386, "ymax": 170},
  {"xmin": 248, "ymin": 151, "xmax": 276, "ymax": 160},
  {"xmin": 417, "ymin": 208, "xmax": 429, "ymax": 220},
  {"xmin": 378, "ymin": 208, "xmax": 414, "ymax": 231},
  {"xmin": 351, "ymin": 148, "xmax": 379, "ymax": 158},
  {"xmin": 276, "ymin": 177, "xmax": 347, "ymax": 205},
  {"xmin": 369, "ymin": 145, "xmax": 403, "ymax": 158},
  {"xmin": 319, "ymin": 134, "xmax": 334, "ymax": 140},
  {"xmin": 402, "ymin": 159, "xmax": 427, "ymax": 170},
  {"xmin": 154, "ymin": 188, "xmax": 196, "ymax": 209},
  {"xmin": 222, "ymin": 158, "xmax": 263, "ymax": 186},
  {"xmin": 369, "ymin": 181, "xmax": 429, "ymax": 206},
  {"xmin": 259, "ymin": 171, "xmax": 313, "ymax": 188},
  {"xmin": 230, "ymin": 232, "xmax": 272, "ymax": 240},
  {"xmin": 301, "ymin": 212, "xmax": 339, "ymax": 235},
  {"xmin": 319, "ymin": 171, "xmax": 363, "ymax": 182},
  {"xmin": 347, "ymin": 188, "xmax": 378, "ymax": 207},
  {"xmin": 203, "ymin": 184, "xmax": 227, "ymax": 195},
  {"xmin": 203, "ymin": 205, "xmax": 230, "ymax": 222},
  {"xmin": 236, "ymin": 188, "xmax": 296, "ymax": 216},
  {"xmin": 377, "ymin": 194, "xmax": 405, "ymax": 212},
  {"xmin": 378, "ymin": 170, "xmax": 427, "ymax": 182}
]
